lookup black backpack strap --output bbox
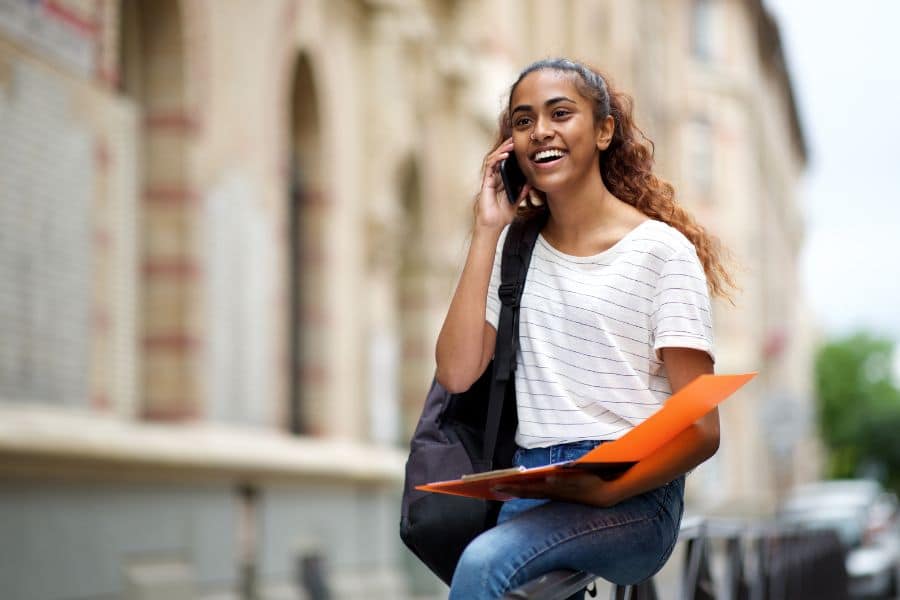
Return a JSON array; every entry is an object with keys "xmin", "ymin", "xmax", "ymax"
[{"xmin": 482, "ymin": 212, "xmax": 548, "ymax": 468}]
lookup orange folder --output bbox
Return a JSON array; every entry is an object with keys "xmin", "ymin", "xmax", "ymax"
[{"xmin": 416, "ymin": 372, "xmax": 756, "ymax": 501}]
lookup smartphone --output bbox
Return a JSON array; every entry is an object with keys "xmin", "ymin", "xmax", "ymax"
[{"xmin": 499, "ymin": 154, "xmax": 526, "ymax": 204}]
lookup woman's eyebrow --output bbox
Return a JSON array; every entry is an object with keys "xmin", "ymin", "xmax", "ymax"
[{"xmin": 511, "ymin": 96, "xmax": 577, "ymax": 115}]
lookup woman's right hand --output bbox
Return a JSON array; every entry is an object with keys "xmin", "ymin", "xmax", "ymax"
[{"xmin": 475, "ymin": 138, "xmax": 531, "ymax": 231}]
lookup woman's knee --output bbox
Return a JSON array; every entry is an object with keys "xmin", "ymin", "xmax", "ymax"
[
  {"xmin": 455, "ymin": 532, "xmax": 502, "ymax": 579},
  {"xmin": 451, "ymin": 531, "xmax": 517, "ymax": 597}
]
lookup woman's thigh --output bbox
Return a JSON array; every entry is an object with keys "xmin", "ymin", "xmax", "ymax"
[{"xmin": 449, "ymin": 477, "xmax": 684, "ymax": 600}]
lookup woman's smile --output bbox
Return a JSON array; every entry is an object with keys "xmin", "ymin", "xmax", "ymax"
[{"xmin": 529, "ymin": 146, "xmax": 569, "ymax": 170}]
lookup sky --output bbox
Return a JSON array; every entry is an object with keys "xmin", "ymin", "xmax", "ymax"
[{"xmin": 763, "ymin": 1, "xmax": 900, "ymax": 342}]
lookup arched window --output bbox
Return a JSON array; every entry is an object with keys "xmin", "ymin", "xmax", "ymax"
[
  {"xmin": 286, "ymin": 53, "xmax": 326, "ymax": 435},
  {"xmin": 398, "ymin": 157, "xmax": 427, "ymax": 441}
]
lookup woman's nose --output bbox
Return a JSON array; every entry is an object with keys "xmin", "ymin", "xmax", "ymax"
[{"xmin": 532, "ymin": 118, "xmax": 553, "ymax": 141}]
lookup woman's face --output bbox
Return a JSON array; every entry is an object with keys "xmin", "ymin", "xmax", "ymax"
[{"xmin": 509, "ymin": 69, "xmax": 610, "ymax": 195}]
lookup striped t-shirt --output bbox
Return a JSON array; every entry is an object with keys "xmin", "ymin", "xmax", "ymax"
[{"xmin": 485, "ymin": 219, "xmax": 715, "ymax": 449}]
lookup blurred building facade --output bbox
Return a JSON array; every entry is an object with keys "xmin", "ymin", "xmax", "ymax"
[{"xmin": 0, "ymin": 0, "xmax": 815, "ymax": 598}]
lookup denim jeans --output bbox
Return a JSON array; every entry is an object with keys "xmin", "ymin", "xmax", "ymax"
[{"xmin": 448, "ymin": 440, "xmax": 685, "ymax": 600}]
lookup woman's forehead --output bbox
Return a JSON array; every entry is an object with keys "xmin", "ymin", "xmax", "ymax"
[{"xmin": 511, "ymin": 69, "xmax": 583, "ymax": 106}]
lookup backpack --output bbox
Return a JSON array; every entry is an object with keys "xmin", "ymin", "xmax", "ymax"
[{"xmin": 399, "ymin": 213, "xmax": 546, "ymax": 585}]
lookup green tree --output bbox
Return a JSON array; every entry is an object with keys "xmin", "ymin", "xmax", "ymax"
[{"xmin": 814, "ymin": 332, "xmax": 900, "ymax": 490}]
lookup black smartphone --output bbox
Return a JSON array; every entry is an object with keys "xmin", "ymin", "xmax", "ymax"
[{"xmin": 499, "ymin": 154, "xmax": 526, "ymax": 204}]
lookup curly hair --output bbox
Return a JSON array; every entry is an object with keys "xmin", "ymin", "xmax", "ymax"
[{"xmin": 488, "ymin": 58, "xmax": 736, "ymax": 301}]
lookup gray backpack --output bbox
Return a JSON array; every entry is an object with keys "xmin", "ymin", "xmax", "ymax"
[{"xmin": 399, "ymin": 213, "xmax": 546, "ymax": 584}]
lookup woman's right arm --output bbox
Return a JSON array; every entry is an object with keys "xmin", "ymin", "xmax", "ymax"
[
  {"xmin": 435, "ymin": 230, "xmax": 501, "ymax": 393},
  {"xmin": 434, "ymin": 138, "xmax": 528, "ymax": 393}
]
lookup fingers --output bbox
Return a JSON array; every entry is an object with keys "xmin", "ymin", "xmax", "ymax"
[
  {"xmin": 494, "ymin": 474, "xmax": 592, "ymax": 497},
  {"xmin": 475, "ymin": 138, "xmax": 519, "ymax": 227},
  {"xmin": 492, "ymin": 485, "xmax": 542, "ymax": 499},
  {"xmin": 493, "ymin": 478, "xmax": 552, "ymax": 499},
  {"xmin": 516, "ymin": 183, "xmax": 532, "ymax": 204},
  {"xmin": 488, "ymin": 138, "xmax": 514, "ymax": 159},
  {"xmin": 482, "ymin": 138, "xmax": 515, "ymax": 174}
]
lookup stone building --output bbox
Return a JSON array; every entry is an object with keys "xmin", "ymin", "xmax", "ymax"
[{"xmin": 0, "ymin": 0, "xmax": 812, "ymax": 598}]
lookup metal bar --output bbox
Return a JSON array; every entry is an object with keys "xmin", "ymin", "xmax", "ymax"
[
  {"xmin": 506, "ymin": 516, "xmax": 849, "ymax": 600},
  {"xmin": 503, "ymin": 570, "xmax": 597, "ymax": 600}
]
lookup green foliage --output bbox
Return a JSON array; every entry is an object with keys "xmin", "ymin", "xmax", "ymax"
[{"xmin": 814, "ymin": 332, "xmax": 900, "ymax": 490}]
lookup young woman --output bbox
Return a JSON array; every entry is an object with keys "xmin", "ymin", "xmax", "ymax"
[{"xmin": 434, "ymin": 58, "xmax": 735, "ymax": 599}]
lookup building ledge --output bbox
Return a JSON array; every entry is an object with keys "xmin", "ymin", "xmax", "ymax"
[{"xmin": 0, "ymin": 403, "xmax": 408, "ymax": 486}]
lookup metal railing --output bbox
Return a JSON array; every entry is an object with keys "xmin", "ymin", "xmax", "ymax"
[{"xmin": 504, "ymin": 516, "xmax": 850, "ymax": 600}]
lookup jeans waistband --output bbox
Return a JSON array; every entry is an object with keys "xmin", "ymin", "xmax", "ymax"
[{"xmin": 515, "ymin": 439, "xmax": 611, "ymax": 468}]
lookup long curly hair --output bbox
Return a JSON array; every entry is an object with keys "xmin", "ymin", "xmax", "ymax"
[{"xmin": 489, "ymin": 58, "xmax": 736, "ymax": 301}]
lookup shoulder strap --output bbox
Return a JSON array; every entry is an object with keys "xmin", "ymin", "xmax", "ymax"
[{"xmin": 482, "ymin": 212, "xmax": 548, "ymax": 468}]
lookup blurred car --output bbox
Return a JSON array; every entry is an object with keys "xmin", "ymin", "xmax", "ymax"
[{"xmin": 777, "ymin": 479, "xmax": 900, "ymax": 599}]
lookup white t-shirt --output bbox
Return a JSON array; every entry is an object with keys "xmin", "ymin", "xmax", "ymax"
[{"xmin": 485, "ymin": 219, "xmax": 715, "ymax": 449}]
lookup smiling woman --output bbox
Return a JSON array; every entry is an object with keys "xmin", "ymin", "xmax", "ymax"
[
  {"xmin": 490, "ymin": 60, "xmax": 734, "ymax": 299},
  {"xmin": 430, "ymin": 58, "xmax": 737, "ymax": 599}
]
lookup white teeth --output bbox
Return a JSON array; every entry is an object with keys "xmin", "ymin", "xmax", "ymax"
[{"xmin": 534, "ymin": 149, "xmax": 566, "ymax": 161}]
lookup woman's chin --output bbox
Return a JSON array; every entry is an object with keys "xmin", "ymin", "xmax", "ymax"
[
  {"xmin": 533, "ymin": 168, "xmax": 600, "ymax": 199},
  {"xmin": 532, "ymin": 180, "xmax": 571, "ymax": 198}
]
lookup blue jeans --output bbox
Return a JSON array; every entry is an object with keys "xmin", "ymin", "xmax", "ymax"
[{"xmin": 448, "ymin": 440, "xmax": 685, "ymax": 600}]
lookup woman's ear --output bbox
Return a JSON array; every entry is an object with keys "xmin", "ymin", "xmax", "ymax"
[{"xmin": 595, "ymin": 115, "xmax": 615, "ymax": 151}]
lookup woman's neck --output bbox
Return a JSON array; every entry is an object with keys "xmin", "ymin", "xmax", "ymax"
[{"xmin": 543, "ymin": 172, "xmax": 640, "ymax": 247}]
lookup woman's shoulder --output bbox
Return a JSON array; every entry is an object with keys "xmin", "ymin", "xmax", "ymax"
[{"xmin": 634, "ymin": 219, "xmax": 698, "ymax": 261}]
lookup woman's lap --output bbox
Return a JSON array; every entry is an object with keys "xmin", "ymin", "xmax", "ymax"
[{"xmin": 448, "ymin": 442, "xmax": 685, "ymax": 600}]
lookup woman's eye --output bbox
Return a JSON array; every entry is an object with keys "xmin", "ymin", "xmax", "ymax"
[
  {"xmin": 514, "ymin": 117, "xmax": 531, "ymax": 127},
  {"xmin": 553, "ymin": 110, "xmax": 570, "ymax": 118}
]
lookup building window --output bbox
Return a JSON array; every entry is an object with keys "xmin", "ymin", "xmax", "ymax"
[
  {"xmin": 685, "ymin": 116, "xmax": 715, "ymax": 201},
  {"xmin": 0, "ymin": 63, "xmax": 93, "ymax": 408},
  {"xmin": 285, "ymin": 53, "xmax": 327, "ymax": 435},
  {"xmin": 691, "ymin": 0, "xmax": 715, "ymax": 61}
]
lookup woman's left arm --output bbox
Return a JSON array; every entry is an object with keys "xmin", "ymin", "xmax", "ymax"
[
  {"xmin": 495, "ymin": 347, "xmax": 718, "ymax": 507},
  {"xmin": 590, "ymin": 347, "xmax": 718, "ymax": 506}
]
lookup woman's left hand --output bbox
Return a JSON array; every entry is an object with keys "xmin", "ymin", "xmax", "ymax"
[{"xmin": 494, "ymin": 473, "xmax": 622, "ymax": 508}]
